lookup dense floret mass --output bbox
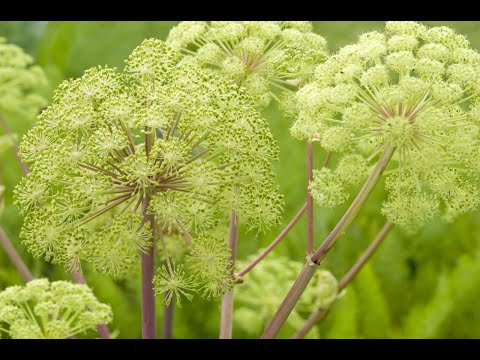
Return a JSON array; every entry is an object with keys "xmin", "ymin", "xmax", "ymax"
[
  {"xmin": 167, "ymin": 21, "xmax": 327, "ymax": 109},
  {"xmin": 293, "ymin": 22, "xmax": 480, "ymax": 231},
  {"xmin": 14, "ymin": 39, "xmax": 282, "ymax": 294},
  {"xmin": 0, "ymin": 279, "xmax": 112, "ymax": 339}
]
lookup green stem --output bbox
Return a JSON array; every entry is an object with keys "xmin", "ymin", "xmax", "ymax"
[{"xmin": 261, "ymin": 146, "xmax": 395, "ymax": 339}]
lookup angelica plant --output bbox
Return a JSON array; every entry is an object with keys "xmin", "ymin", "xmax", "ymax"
[
  {"xmin": 166, "ymin": 21, "xmax": 327, "ymax": 109},
  {"xmin": 264, "ymin": 21, "xmax": 480, "ymax": 338},
  {"xmin": 14, "ymin": 39, "xmax": 282, "ymax": 338},
  {"xmin": 0, "ymin": 278, "xmax": 112, "ymax": 339}
]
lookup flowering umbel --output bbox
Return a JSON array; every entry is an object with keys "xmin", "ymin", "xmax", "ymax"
[
  {"xmin": 0, "ymin": 279, "xmax": 112, "ymax": 339},
  {"xmin": 14, "ymin": 39, "xmax": 282, "ymax": 302},
  {"xmin": 293, "ymin": 22, "xmax": 480, "ymax": 231},
  {"xmin": 0, "ymin": 37, "xmax": 47, "ymax": 118},
  {"xmin": 166, "ymin": 21, "xmax": 327, "ymax": 109}
]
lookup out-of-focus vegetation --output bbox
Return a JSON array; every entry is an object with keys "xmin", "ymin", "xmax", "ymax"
[{"xmin": 2, "ymin": 21, "xmax": 480, "ymax": 338}]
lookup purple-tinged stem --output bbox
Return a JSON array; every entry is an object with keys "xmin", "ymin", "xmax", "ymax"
[
  {"xmin": 141, "ymin": 197, "xmax": 156, "ymax": 339},
  {"xmin": 236, "ymin": 151, "xmax": 331, "ymax": 279},
  {"xmin": 261, "ymin": 261, "xmax": 317, "ymax": 339},
  {"xmin": 162, "ymin": 300, "xmax": 174, "ymax": 339},
  {"xmin": 307, "ymin": 142, "xmax": 314, "ymax": 255},
  {"xmin": 291, "ymin": 308, "xmax": 329, "ymax": 339},
  {"xmin": 261, "ymin": 146, "xmax": 395, "ymax": 339},
  {"xmin": 338, "ymin": 220, "xmax": 394, "ymax": 290},
  {"xmin": 0, "ymin": 226, "xmax": 32, "ymax": 282},
  {"xmin": 236, "ymin": 202, "xmax": 307, "ymax": 279},
  {"xmin": 311, "ymin": 146, "xmax": 395, "ymax": 263},
  {"xmin": 219, "ymin": 209, "xmax": 239, "ymax": 339},
  {"xmin": 292, "ymin": 220, "xmax": 394, "ymax": 339}
]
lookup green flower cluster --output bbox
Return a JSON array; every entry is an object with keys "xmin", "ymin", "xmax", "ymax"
[
  {"xmin": 235, "ymin": 255, "xmax": 337, "ymax": 337},
  {"xmin": 154, "ymin": 224, "xmax": 234, "ymax": 305},
  {"xmin": 293, "ymin": 22, "xmax": 480, "ymax": 231},
  {"xmin": 166, "ymin": 21, "xmax": 327, "ymax": 109},
  {"xmin": 14, "ymin": 40, "xmax": 282, "ymax": 301},
  {"xmin": 0, "ymin": 279, "xmax": 112, "ymax": 339},
  {"xmin": 0, "ymin": 37, "xmax": 47, "ymax": 119}
]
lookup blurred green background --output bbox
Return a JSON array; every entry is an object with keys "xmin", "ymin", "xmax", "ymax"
[{"xmin": 2, "ymin": 21, "xmax": 480, "ymax": 338}]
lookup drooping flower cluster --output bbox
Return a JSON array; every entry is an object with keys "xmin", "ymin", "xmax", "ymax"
[
  {"xmin": 0, "ymin": 37, "xmax": 47, "ymax": 119},
  {"xmin": 235, "ymin": 255, "xmax": 337, "ymax": 337},
  {"xmin": 14, "ymin": 39, "xmax": 282, "ymax": 302},
  {"xmin": 293, "ymin": 22, "xmax": 480, "ymax": 231},
  {"xmin": 0, "ymin": 279, "xmax": 112, "ymax": 339},
  {"xmin": 166, "ymin": 21, "xmax": 327, "ymax": 109},
  {"xmin": 154, "ymin": 224, "xmax": 234, "ymax": 305}
]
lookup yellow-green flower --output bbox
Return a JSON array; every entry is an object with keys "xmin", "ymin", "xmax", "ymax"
[
  {"xmin": 0, "ymin": 279, "xmax": 112, "ymax": 339},
  {"xmin": 293, "ymin": 22, "xmax": 480, "ymax": 232},
  {"xmin": 167, "ymin": 21, "xmax": 327, "ymax": 109}
]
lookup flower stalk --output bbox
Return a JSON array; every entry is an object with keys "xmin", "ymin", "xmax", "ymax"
[
  {"xmin": 141, "ymin": 196, "xmax": 156, "ymax": 339},
  {"xmin": 307, "ymin": 142, "xmax": 314, "ymax": 255},
  {"xmin": 292, "ymin": 220, "xmax": 394, "ymax": 338},
  {"xmin": 236, "ymin": 202, "xmax": 307, "ymax": 279},
  {"xmin": 219, "ymin": 208, "xmax": 239, "ymax": 339},
  {"xmin": 261, "ymin": 146, "xmax": 395, "ymax": 338},
  {"xmin": 162, "ymin": 301, "xmax": 174, "ymax": 339},
  {"xmin": 0, "ymin": 226, "xmax": 32, "ymax": 282}
]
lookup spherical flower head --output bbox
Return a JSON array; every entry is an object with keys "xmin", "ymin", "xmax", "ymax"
[
  {"xmin": 294, "ymin": 21, "xmax": 480, "ymax": 231},
  {"xmin": 166, "ymin": 21, "xmax": 327, "ymax": 109},
  {"xmin": 15, "ymin": 39, "xmax": 282, "ymax": 281},
  {"xmin": 235, "ymin": 255, "xmax": 337, "ymax": 336},
  {"xmin": 0, "ymin": 37, "xmax": 47, "ymax": 119},
  {"xmin": 0, "ymin": 279, "xmax": 112, "ymax": 339}
]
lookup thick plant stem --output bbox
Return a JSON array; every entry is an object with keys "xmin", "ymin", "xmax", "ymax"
[
  {"xmin": 236, "ymin": 202, "xmax": 307, "ymax": 278},
  {"xmin": 141, "ymin": 197, "xmax": 156, "ymax": 339},
  {"xmin": 219, "ymin": 209, "xmax": 239, "ymax": 339},
  {"xmin": 261, "ymin": 146, "xmax": 395, "ymax": 339},
  {"xmin": 0, "ymin": 113, "xmax": 29, "ymax": 176},
  {"xmin": 0, "ymin": 226, "xmax": 32, "ymax": 282},
  {"xmin": 292, "ymin": 220, "xmax": 395, "ymax": 339},
  {"xmin": 307, "ymin": 142, "xmax": 314, "ymax": 255},
  {"xmin": 162, "ymin": 301, "xmax": 174, "ymax": 339},
  {"xmin": 261, "ymin": 262, "xmax": 317, "ymax": 339}
]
